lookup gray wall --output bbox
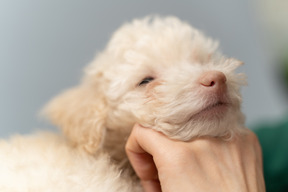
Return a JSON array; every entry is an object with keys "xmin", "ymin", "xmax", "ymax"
[{"xmin": 0, "ymin": 0, "xmax": 287, "ymax": 137}]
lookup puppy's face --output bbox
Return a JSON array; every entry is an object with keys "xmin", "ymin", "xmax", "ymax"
[
  {"xmin": 87, "ymin": 17, "xmax": 246, "ymax": 141},
  {"xmin": 101, "ymin": 56, "xmax": 245, "ymax": 142},
  {"xmin": 45, "ymin": 17, "xmax": 246, "ymax": 153}
]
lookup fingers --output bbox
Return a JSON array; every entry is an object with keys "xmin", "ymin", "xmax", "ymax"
[
  {"xmin": 141, "ymin": 180, "xmax": 162, "ymax": 192},
  {"xmin": 126, "ymin": 148, "xmax": 158, "ymax": 181},
  {"xmin": 126, "ymin": 124, "xmax": 169, "ymax": 154},
  {"xmin": 125, "ymin": 124, "xmax": 162, "ymax": 192}
]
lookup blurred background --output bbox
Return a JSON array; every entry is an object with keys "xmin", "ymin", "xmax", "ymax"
[{"xmin": 0, "ymin": 0, "xmax": 287, "ymax": 137}]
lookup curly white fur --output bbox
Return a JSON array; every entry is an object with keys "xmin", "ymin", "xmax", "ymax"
[
  {"xmin": 0, "ymin": 16, "xmax": 246, "ymax": 191},
  {"xmin": 0, "ymin": 133, "xmax": 141, "ymax": 192}
]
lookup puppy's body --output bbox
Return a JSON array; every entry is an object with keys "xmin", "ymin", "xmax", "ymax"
[
  {"xmin": 0, "ymin": 16, "xmax": 246, "ymax": 191},
  {"xmin": 0, "ymin": 133, "xmax": 141, "ymax": 192}
]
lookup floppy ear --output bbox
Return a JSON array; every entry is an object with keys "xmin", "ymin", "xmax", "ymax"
[{"xmin": 43, "ymin": 84, "xmax": 108, "ymax": 154}]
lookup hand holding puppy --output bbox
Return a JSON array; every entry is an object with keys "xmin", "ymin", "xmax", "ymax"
[{"xmin": 126, "ymin": 124, "xmax": 265, "ymax": 192}]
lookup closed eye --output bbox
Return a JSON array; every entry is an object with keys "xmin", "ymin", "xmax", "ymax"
[{"xmin": 138, "ymin": 77, "xmax": 154, "ymax": 86}]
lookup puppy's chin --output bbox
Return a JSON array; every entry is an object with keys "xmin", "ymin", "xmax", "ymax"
[
  {"xmin": 146, "ymin": 105, "xmax": 244, "ymax": 141},
  {"xmin": 187, "ymin": 101, "xmax": 229, "ymax": 121}
]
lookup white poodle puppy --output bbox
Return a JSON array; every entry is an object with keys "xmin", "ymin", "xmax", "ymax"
[{"xmin": 0, "ymin": 16, "xmax": 246, "ymax": 191}]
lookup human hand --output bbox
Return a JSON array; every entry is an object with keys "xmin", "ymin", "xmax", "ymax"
[{"xmin": 125, "ymin": 124, "xmax": 265, "ymax": 192}]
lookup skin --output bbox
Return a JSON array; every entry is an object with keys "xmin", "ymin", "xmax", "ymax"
[{"xmin": 125, "ymin": 124, "xmax": 265, "ymax": 192}]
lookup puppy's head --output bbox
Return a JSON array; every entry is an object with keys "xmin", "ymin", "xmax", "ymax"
[{"xmin": 44, "ymin": 16, "xmax": 246, "ymax": 153}]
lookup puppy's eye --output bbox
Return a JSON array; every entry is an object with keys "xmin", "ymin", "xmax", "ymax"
[{"xmin": 138, "ymin": 77, "xmax": 154, "ymax": 86}]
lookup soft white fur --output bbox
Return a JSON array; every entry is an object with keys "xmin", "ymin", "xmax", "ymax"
[
  {"xmin": 0, "ymin": 133, "xmax": 140, "ymax": 192},
  {"xmin": 0, "ymin": 16, "xmax": 246, "ymax": 191}
]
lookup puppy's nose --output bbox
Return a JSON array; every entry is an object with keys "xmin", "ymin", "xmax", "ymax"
[{"xmin": 198, "ymin": 71, "xmax": 226, "ymax": 87}]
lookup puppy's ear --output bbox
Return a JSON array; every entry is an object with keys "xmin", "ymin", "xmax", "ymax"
[{"xmin": 42, "ymin": 85, "xmax": 108, "ymax": 154}]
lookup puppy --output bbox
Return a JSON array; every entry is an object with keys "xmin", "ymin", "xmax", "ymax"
[
  {"xmin": 45, "ymin": 16, "xmax": 246, "ymax": 162},
  {"xmin": 0, "ymin": 16, "xmax": 246, "ymax": 191}
]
